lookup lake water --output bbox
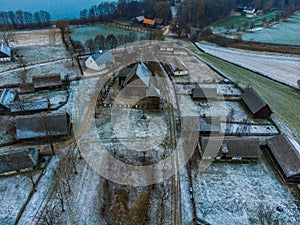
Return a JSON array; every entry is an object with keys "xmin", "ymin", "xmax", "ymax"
[{"xmin": 0, "ymin": 0, "xmax": 110, "ymax": 20}]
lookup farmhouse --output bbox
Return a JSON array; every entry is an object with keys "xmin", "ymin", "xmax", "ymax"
[
  {"xmin": 192, "ymin": 87, "xmax": 217, "ymax": 100},
  {"xmin": 241, "ymin": 87, "xmax": 272, "ymax": 118},
  {"xmin": 200, "ymin": 136, "xmax": 259, "ymax": 161},
  {"xmin": 0, "ymin": 89, "xmax": 16, "ymax": 109},
  {"xmin": 32, "ymin": 73, "xmax": 62, "ymax": 90},
  {"xmin": 0, "ymin": 148, "xmax": 39, "ymax": 174},
  {"xmin": 0, "ymin": 42, "xmax": 11, "ymax": 62},
  {"xmin": 16, "ymin": 112, "xmax": 70, "ymax": 141},
  {"xmin": 121, "ymin": 62, "xmax": 152, "ymax": 97},
  {"xmin": 266, "ymin": 134, "xmax": 300, "ymax": 184},
  {"xmin": 85, "ymin": 50, "xmax": 115, "ymax": 71}
]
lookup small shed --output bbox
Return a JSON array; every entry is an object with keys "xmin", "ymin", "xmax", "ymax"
[
  {"xmin": 199, "ymin": 116, "xmax": 221, "ymax": 134},
  {"xmin": 266, "ymin": 134, "xmax": 300, "ymax": 183},
  {"xmin": 0, "ymin": 42, "xmax": 11, "ymax": 62},
  {"xmin": 135, "ymin": 16, "xmax": 145, "ymax": 24},
  {"xmin": 160, "ymin": 45, "xmax": 174, "ymax": 52},
  {"xmin": 200, "ymin": 136, "xmax": 259, "ymax": 160},
  {"xmin": 10, "ymin": 97, "xmax": 50, "ymax": 113},
  {"xmin": 169, "ymin": 58, "xmax": 188, "ymax": 76},
  {"xmin": 192, "ymin": 88, "xmax": 217, "ymax": 100},
  {"xmin": 16, "ymin": 112, "xmax": 70, "ymax": 141},
  {"xmin": 241, "ymin": 87, "xmax": 272, "ymax": 118},
  {"xmin": 85, "ymin": 50, "xmax": 115, "ymax": 71},
  {"xmin": 32, "ymin": 73, "xmax": 62, "ymax": 90},
  {"xmin": 0, "ymin": 148, "xmax": 39, "ymax": 174},
  {"xmin": 0, "ymin": 89, "xmax": 16, "ymax": 109}
]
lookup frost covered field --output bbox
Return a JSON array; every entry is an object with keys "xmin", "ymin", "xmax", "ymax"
[
  {"xmin": 191, "ymin": 157, "xmax": 300, "ymax": 225},
  {"xmin": 243, "ymin": 12, "xmax": 300, "ymax": 46},
  {"xmin": 196, "ymin": 42, "xmax": 300, "ymax": 88}
]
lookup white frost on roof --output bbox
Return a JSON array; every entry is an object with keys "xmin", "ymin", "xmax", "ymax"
[
  {"xmin": 136, "ymin": 62, "xmax": 151, "ymax": 87},
  {"xmin": 92, "ymin": 50, "xmax": 114, "ymax": 66},
  {"xmin": 146, "ymin": 86, "xmax": 160, "ymax": 97},
  {"xmin": 0, "ymin": 42, "xmax": 11, "ymax": 57},
  {"xmin": 0, "ymin": 89, "xmax": 16, "ymax": 108}
]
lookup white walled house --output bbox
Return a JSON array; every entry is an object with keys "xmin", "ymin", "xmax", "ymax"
[{"xmin": 85, "ymin": 50, "xmax": 115, "ymax": 71}]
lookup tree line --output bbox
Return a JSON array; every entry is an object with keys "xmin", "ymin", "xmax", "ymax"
[
  {"xmin": 0, "ymin": 10, "xmax": 51, "ymax": 29},
  {"xmin": 177, "ymin": 0, "xmax": 300, "ymax": 29},
  {"xmin": 78, "ymin": 0, "xmax": 171, "ymax": 25},
  {"xmin": 70, "ymin": 32, "xmax": 153, "ymax": 53}
]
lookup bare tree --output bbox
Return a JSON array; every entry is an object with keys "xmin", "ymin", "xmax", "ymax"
[
  {"xmin": 40, "ymin": 200, "xmax": 63, "ymax": 225},
  {"xmin": 0, "ymin": 24, "xmax": 14, "ymax": 45}
]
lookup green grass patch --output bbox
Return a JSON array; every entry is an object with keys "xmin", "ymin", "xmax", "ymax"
[
  {"xmin": 193, "ymin": 49, "xmax": 300, "ymax": 138},
  {"xmin": 71, "ymin": 24, "xmax": 148, "ymax": 44}
]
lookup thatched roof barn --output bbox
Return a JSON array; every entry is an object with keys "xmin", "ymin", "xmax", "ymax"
[
  {"xmin": 241, "ymin": 87, "xmax": 272, "ymax": 118},
  {"xmin": 0, "ymin": 148, "xmax": 39, "ymax": 174},
  {"xmin": 16, "ymin": 112, "xmax": 69, "ymax": 140},
  {"xmin": 200, "ymin": 136, "xmax": 260, "ymax": 161},
  {"xmin": 266, "ymin": 134, "xmax": 300, "ymax": 183}
]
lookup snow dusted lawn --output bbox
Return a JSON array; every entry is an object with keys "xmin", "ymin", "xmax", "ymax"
[
  {"xmin": 196, "ymin": 42, "xmax": 300, "ymax": 88},
  {"xmin": 0, "ymin": 59, "xmax": 81, "ymax": 85},
  {"xmin": 10, "ymin": 29, "xmax": 62, "ymax": 48},
  {"xmin": 0, "ymin": 46, "xmax": 69, "ymax": 73},
  {"xmin": 15, "ymin": 46, "xmax": 69, "ymax": 63},
  {"xmin": 0, "ymin": 170, "xmax": 43, "ymax": 224},
  {"xmin": 192, "ymin": 158, "xmax": 300, "ymax": 225},
  {"xmin": 243, "ymin": 12, "xmax": 300, "ymax": 46}
]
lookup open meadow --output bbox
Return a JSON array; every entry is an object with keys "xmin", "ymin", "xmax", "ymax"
[{"xmin": 242, "ymin": 12, "xmax": 300, "ymax": 46}]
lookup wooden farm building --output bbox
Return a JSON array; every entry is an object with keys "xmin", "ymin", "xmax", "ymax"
[
  {"xmin": 0, "ymin": 148, "xmax": 39, "ymax": 174},
  {"xmin": 192, "ymin": 87, "xmax": 217, "ymax": 100},
  {"xmin": 143, "ymin": 18, "xmax": 156, "ymax": 28},
  {"xmin": 200, "ymin": 136, "xmax": 259, "ymax": 161},
  {"xmin": 118, "ymin": 63, "xmax": 161, "ymax": 109},
  {"xmin": 241, "ymin": 87, "xmax": 272, "ymax": 118},
  {"xmin": 266, "ymin": 134, "xmax": 300, "ymax": 183},
  {"xmin": 120, "ymin": 63, "xmax": 152, "ymax": 97},
  {"xmin": 32, "ymin": 73, "xmax": 62, "ymax": 90},
  {"xmin": 16, "ymin": 112, "xmax": 70, "ymax": 141}
]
